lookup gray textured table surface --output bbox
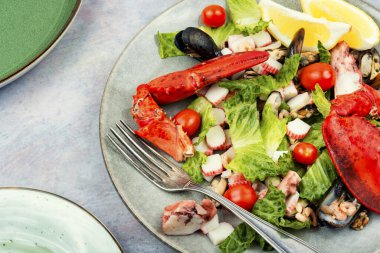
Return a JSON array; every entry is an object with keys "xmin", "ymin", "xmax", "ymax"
[{"xmin": 0, "ymin": 0, "xmax": 179, "ymax": 252}]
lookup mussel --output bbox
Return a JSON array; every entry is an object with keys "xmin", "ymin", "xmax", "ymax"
[
  {"xmin": 317, "ymin": 180, "xmax": 361, "ymax": 228},
  {"xmin": 174, "ymin": 27, "xmax": 222, "ymax": 61},
  {"xmin": 287, "ymin": 28, "xmax": 305, "ymax": 57},
  {"xmin": 353, "ymin": 48, "xmax": 380, "ymax": 87}
]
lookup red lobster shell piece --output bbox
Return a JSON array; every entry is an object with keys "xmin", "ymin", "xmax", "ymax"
[
  {"xmin": 132, "ymin": 84, "xmax": 194, "ymax": 162},
  {"xmin": 322, "ymin": 84, "xmax": 380, "ymax": 214},
  {"xmin": 147, "ymin": 51, "xmax": 269, "ymax": 104}
]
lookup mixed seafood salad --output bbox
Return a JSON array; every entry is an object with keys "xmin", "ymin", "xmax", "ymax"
[{"xmin": 129, "ymin": 0, "xmax": 380, "ymax": 251}]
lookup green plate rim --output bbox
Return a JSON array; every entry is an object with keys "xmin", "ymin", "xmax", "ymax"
[
  {"xmin": 0, "ymin": 0, "xmax": 82, "ymax": 88},
  {"xmin": 0, "ymin": 186, "xmax": 125, "ymax": 253}
]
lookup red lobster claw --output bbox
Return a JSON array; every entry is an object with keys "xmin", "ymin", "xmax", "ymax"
[
  {"xmin": 148, "ymin": 51, "xmax": 269, "ymax": 104},
  {"xmin": 322, "ymin": 84, "xmax": 380, "ymax": 214}
]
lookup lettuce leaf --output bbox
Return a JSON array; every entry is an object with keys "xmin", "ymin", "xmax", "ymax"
[
  {"xmin": 224, "ymin": 93, "xmax": 262, "ymax": 149},
  {"xmin": 219, "ymin": 223, "xmax": 256, "ymax": 253},
  {"xmin": 157, "ymin": 32, "xmax": 185, "ymax": 58},
  {"xmin": 219, "ymin": 54, "xmax": 301, "ymax": 100},
  {"xmin": 188, "ymin": 97, "xmax": 215, "ymax": 143},
  {"xmin": 228, "ymin": 144, "xmax": 282, "ymax": 181},
  {"xmin": 260, "ymin": 104, "xmax": 288, "ymax": 158},
  {"xmin": 253, "ymin": 186, "xmax": 310, "ymax": 229},
  {"xmin": 299, "ymin": 150, "xmax": 337, "ymax": 202},
  {"xmin": 224, "ymin": 93, "xmax": 282, "ymax": 181},
  {"xmin": 279, "ymin": 218, "xmax": 311, "ymax": 229},
  {"xmin": 200, "ymin": 21, "xmax": 240, "ymax": 48},
  {"xmin": 226, "ymin": 0, "xmax": 266, "ymax": 34},
  {"xmin": 182, "ymin": 151, "xmax": 206, "ymax": 184},
  {"xmin": 312, "ymin": 84, "xmax": 331, "ymax": 118},
  {"xmin": 252, "ymin": 186, "xmax": 286, "ymax": 225},
  {"xmin": 318, "ymin": 40, "xmax": 331, "ymax": 63},
  {"xmin": 302, "ymin": 122, "xmax": 325, "ymax": 150}
]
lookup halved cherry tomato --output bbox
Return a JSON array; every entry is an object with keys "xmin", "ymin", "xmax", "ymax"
[
  {"xmin": 173, "ymin": 109, "xmax": 201, "ymax": 137},
  {"xmin": 299, "ymin": 62, "xmax": 336, "ymax": 91},
  {"xmin": 224, "ymin": 184, "xmax": 258, "ymax": 211},
  {"xmin": 201, "ymin": 5, "xmax": 226, "ymax": 28},
  {"xmin": 293, "ymin": 142, "xmax": 318, "ymax": 165}
]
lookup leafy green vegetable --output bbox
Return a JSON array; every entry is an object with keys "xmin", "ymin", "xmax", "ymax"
[
  {"xmin": 299, "ymin": 150, "xmax": 337, "ymax": 202},
  {"xmin": 261, "ymin": 104, "xmax": 288, "ymax": 158},
  {"xmin": 157, "ymin": 32, "xmax": 185, "ymax": 59},
  {"xmin": 226, "ymin": 0, "xmax": 269, "ymax": 34},
  {"xmin": 188, "ymin": 97, "xmax": 215, "ymax": 143},
  {"xmin": 252, "ymin": 186, "xmax": 286, "ymax": 225},
  {"xmin": 224, "ymin": 93, "xmax": 282, "ymax": 181},
  {"xmin": 303, "ymin": 122, "xmax": 325, "ymax": 150},
  {"xmin": 228, "ymin": 144, "xmax": 282, "ymax": 181},
  {"xmin": 200, "ymin": 21, "xmax": 239, "ymax": 48},
  {"xmin": 219, "ymin": 223, "xmax": 256, "ymax": 253},
  {"xmin": 220, "ymin": 54, "xmax": 301, "ymax": 100},
  {"xmin": 254, "ymin": 235, "xmax": 273, "ymax": 251},
  {"xmin": 279, "ymin": 218, "xmax": 310, "ymax": 229},
  {"xmin": 318, "ymin": 40, "xmax": 331, "ymax": 63},
  {"xmin": 224, "ymin": 93, "xmax": 262, "ymax": 149},
  {"xmin": 219, "ymin": 223, "xmax": 273, "ymax": 253},
  {"xmin": 312, "ymin": 84, "xmax": 331, "ymax": 118},
  {"xmin": 370, "ymin": 119, "xmax": 380, "ymax": 127},
  {"xmin": 182, "ymin": 151, "xmax": 206, "ymax": 184},
  {"xmin": 253, "ymin": 186, "xmax": 310, "ymax": 229}
]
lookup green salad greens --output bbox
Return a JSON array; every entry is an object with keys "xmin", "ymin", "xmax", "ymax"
[
  {"xmin": 312, "ymin": 84, "xmax": 331, "ymax": 118},
  {"xmin": 182, "ymin": 151, "xmax": 207, "ymax": 184},
  {"xmin": 224, "ymin": 93, "xmax": 283, "ymax": 181},
  {"xmin": 188, "ymin": 97, "xmax": 216, "ymax": 144},
  {"xmin": 299, "ymin": 150, "xmax": 337, "ymax": 202},
  {"xmin": 318, "ymin": 40, "xmax": 331, "ymax": 63},
  {"xmin": 157, "ymin": 32, "xmax": 185, "ymax": 58}
]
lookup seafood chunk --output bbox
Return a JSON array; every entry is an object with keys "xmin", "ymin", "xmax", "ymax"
[
  {"xmin": 162, "ymin": 199, "xmax": 217, "ymax": 235},
  {"xmin": 330, "ymin": 41, "xmax": 363, "ymax": 97},
  {"xmin": 317, "ymin": 181, "xmax": 360, "ymax": 228},
  {"xmin": 277, "ymin": 170, "xmax": 301, "ymax": 197},
  {"xmin": 175, "ymin": 27, "xmax": 221, "ymax": 61},
  {"xmin": 132, "ymin": 85, "xmax": 194, "ymax": 161}
]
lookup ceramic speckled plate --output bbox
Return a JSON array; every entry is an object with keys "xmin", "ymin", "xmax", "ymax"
[
  {"xmin": 0, "ymin": 188, "xmax": 123, "ymax": 253},
  {"xmin": 100, "ymin": 0, "xmax": 380, "ymax": 252},
  {"xmin": 0, "ymin": 0, "xmax": 81, "ymax": 88}
]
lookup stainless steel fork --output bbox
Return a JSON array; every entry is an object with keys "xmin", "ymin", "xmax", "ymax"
[{"xmin": 107, "ymin": 120, "xmax": 320, "ymax": 253}]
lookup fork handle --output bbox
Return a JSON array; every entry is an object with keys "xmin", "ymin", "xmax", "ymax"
[{"xmin": 188, "ymin": 185, "xmax": 319, "ymax": 253}]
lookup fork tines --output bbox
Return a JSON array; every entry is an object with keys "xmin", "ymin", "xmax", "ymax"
[{"xmin": 107, "ymin": 120, "xmax": 183, "ymax": 186}]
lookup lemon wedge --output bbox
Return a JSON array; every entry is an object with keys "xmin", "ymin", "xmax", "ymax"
[
  {"xmin": 301, "ymin": 0, "xmax": 380, "ymax": 50},
  {"xmin": 259, "ymin": 0, "xmax": 351, "ymax": 51}
]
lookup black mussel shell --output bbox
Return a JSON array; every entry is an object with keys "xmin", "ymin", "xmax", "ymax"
[
  {"xmin": 287, "ymin": 28, "xmax": 305, "ymax": 57},
  {"xmin": 175, "ymin": 27, "xmax": 221, "ymax": 61}
]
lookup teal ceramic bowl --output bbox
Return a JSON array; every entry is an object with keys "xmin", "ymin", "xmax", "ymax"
[
  {"xmin": 0, "ymin": 0, "xmax": 81, "ymax": 88},
  {"xmin": 0, "ymin": 188, "xmax": 123, "ymax": 253}
]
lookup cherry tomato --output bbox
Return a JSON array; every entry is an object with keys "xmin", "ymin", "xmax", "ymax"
[
  {"xmin": 224, "ymin": 184, "xmax": 258, "ymax": 211},
  {"xmin": 299, "ymin": 62, "xmax": 336, "ymax": 91},
  {"xmin": 201, "ymin": 5, "xmax": 226, "ymax": 28},
  {"xmin": 293, "ymin": 142, "xmax": 318, "ymax": 165},
  {"xmin": 173, "ymin": 109, "xmax": 201, "ymax": 137}
]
